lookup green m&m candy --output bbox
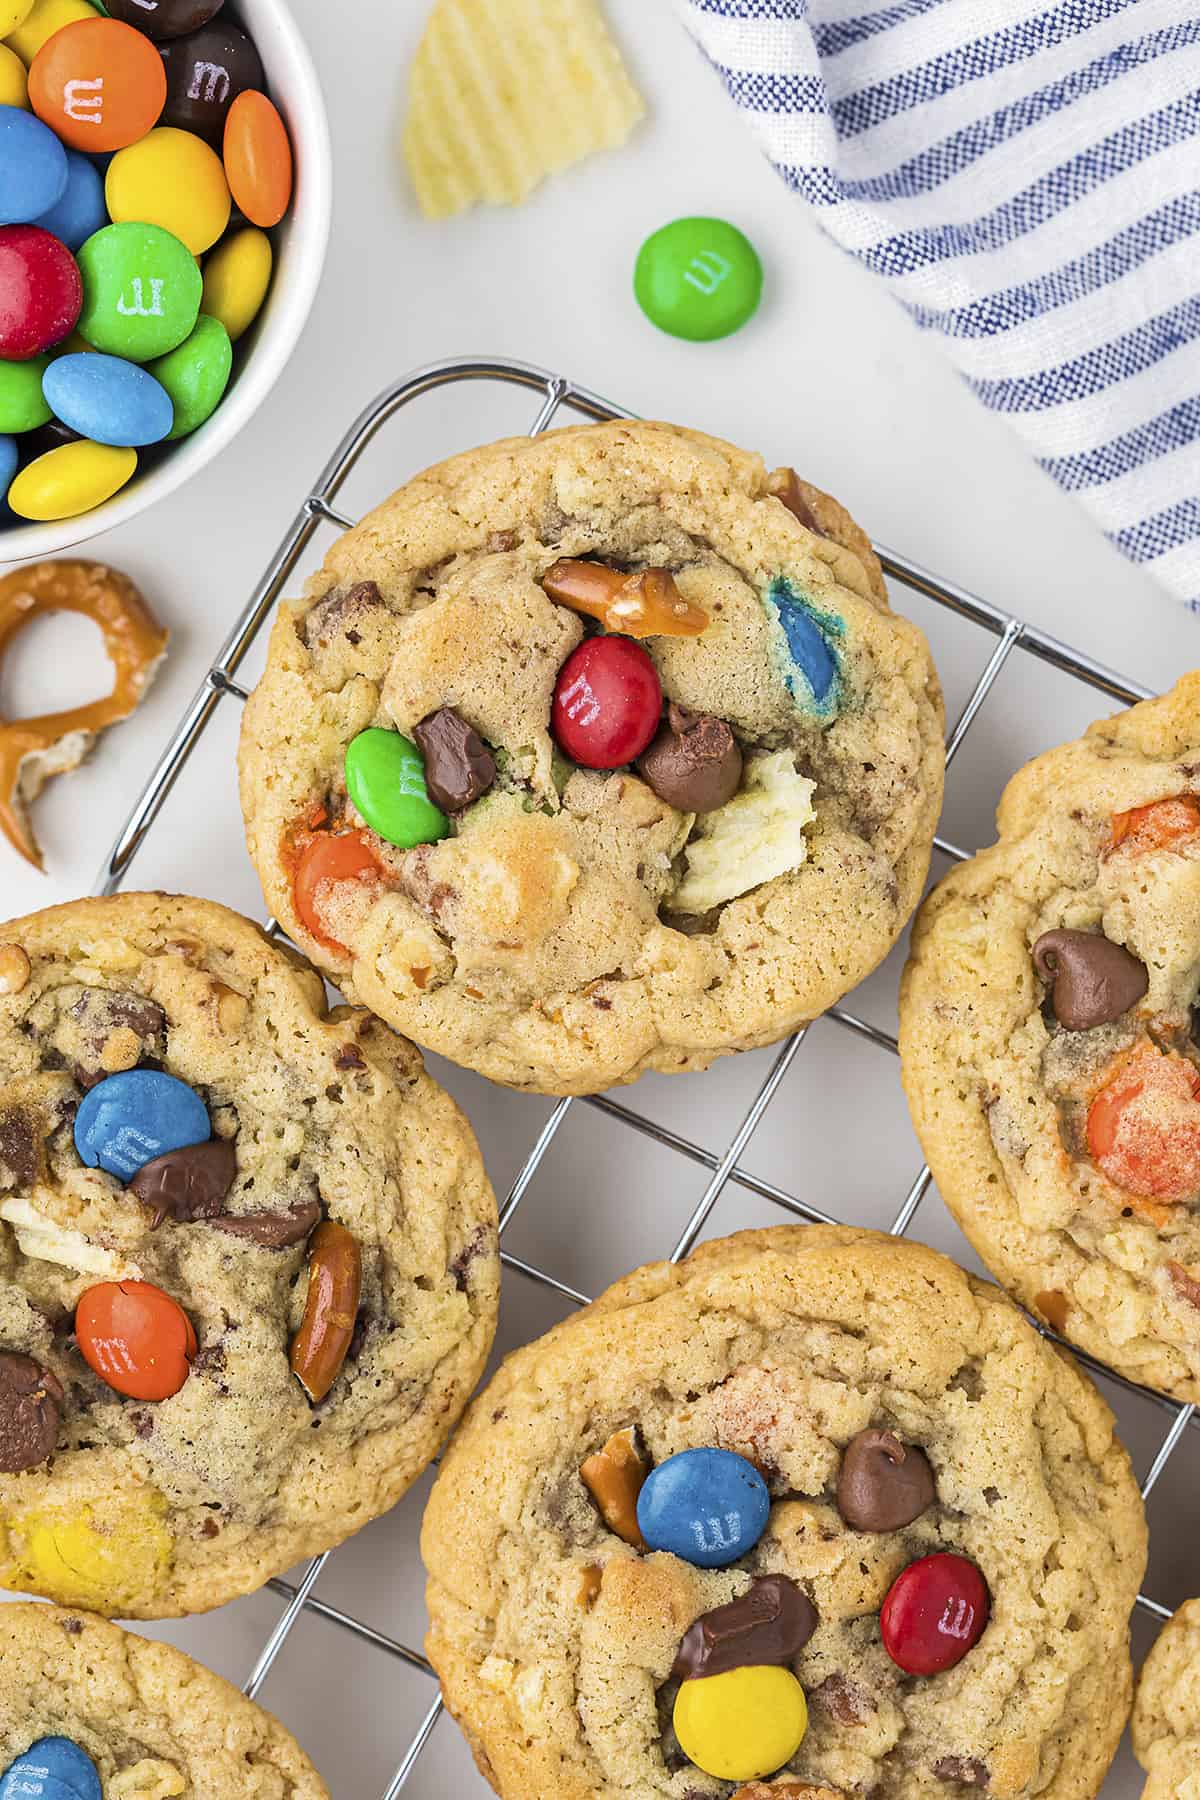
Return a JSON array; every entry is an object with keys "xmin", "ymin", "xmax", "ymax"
[
  {"xmin": 76, "ymin": 222, "xmax": 202, "ymax": 362},
  {"xmin": 149, "ymin": 314, "xmax": 232, "ymax": 439},
  {"xmin": 0, "ymin": 355, "xmax": 52, "ymax": 433},
  {"xmin": 634, "ymin": 216, "xmax": 763, "ymax": 342},
  {"xmin": 345, "ymin": 728, "xmax": 450, "ymax": 849}
]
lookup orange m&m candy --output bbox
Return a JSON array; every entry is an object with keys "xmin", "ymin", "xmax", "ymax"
[
  {"xmin": 293, "ymin": 829, "xmax": 379, "ymax": 954},
  {"xmin": 29, "ymin": 17, "xmax": 166, "ymax": 152},
  {"xmin": 223, "ymin": 88, "xmax": 292, "ymax": 227},
  {"xmin": 75, "ymin": 1279, "xmax": 196, "ymax": 1401},
  {"xmin": 1087, "ymin": 1044, "xmax": 1200, "ymax": 1204},
  {"xmin": 1109, "ymin": 795, "xmax": 1200, "ymax": 857}
]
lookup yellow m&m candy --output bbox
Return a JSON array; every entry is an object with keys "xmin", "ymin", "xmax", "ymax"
[
  {"xmin": 7, "ymin": 0, "xmax": 96, "ymax": 65},
  {"xmin": 673, "ymin": 1665, "xmax": 808, "ymax": 1783},
  {"xmin": 201, "ymin": 224, "xmax": 272, "ymax": 341},
  {"xmin": 0, "ymin": 0, "xmax": 34, "ymax": 34},
  {"xmin": 106, "ymin": 126, "xmax": 230, "ymax": 255},
  {"xmin": 0, "ymin": 40, "xmax": 28, "ymax": 106},
  {"xmin": 8, "ymin": 439, "xmax": 136, "ymax": 520}
]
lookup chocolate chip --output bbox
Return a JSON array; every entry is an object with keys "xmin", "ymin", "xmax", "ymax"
[
  {"xmin": 335, "ymin": 1044, "xmax": 366, "ymax": 1071},
  {"xmin": 812, "ymin": 1672, "xmax": 875, "ymax": 1725},
  {"xmin": 59, "ymin": 1616, "xmax": 82, "ymax": 1635},
  {"xmin": 770, "ymin": 467, "xmax": 822, "ymax": 534},
  {"xmin": 210, "ymin": 1196, "xmax": 322, "ymax": 1249},
  {"xmin": 71, "ymin": 989, "xmax": 165, "ymax": 1049},
  {"xmin": 933, "ymin": 1757, "xmax": 989, "ymax": 1788},
  {"xmin": 672, "ymin": 1574, "xmax": 817, "ymax": 1680},
  {"xmin": 130, "ymin": 1138, "xmax": 237, "ymax": 1226},
  {"xmin": 637, "ymin": 703, "xmax": 743, "ymax": 813},
  {"xmin": 836, "ymin": 1428, "xmax": 936, "ymax": 1532},
  {"xmin": 1033, "ymin": 929, "xmax": 1148, "ymax": 1031},
  {"xmin": 413, "ymin": 707, "xmax": 496, "ymax": 813},
  {"xmin": 304, "ymin": 581, "xmax": 387, "ymax": 651},
  {"xmin": 450, "ymin": 1224, "xmax": 492, "ymax": 1292},
  {"xmin": 0, "ymin": 1351, "xmax": 63, "ymax": 1472},
  {"xmin": 0, "ymin": 1108, "xmax": 38, "ymax": 1189}
]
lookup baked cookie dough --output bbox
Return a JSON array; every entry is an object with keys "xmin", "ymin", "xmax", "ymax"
[
  {"xmin": 0, "ymin": 893, "xmax": 497, "ymax": 1617},
  {"xmin": 238, "ymin": 421, "xmax": 944, "ymax": 1095},
  {"xmin": 901, "ymin": 673, "xmax": 1200, "ymax": 1402},
  {"xmin": 1133, "ymin": 1598, "xmax": 1200, "ymax": 1800},
  {"xmin": 421, "ymin": 1224, "xmax": 1146, "ymax": 1799},
  {"xmin": 0, "ymin": 1601, "xmax": 328, "ymax": 1797}
]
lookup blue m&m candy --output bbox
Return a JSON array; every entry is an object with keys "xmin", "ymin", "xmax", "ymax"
[
  {"xmin": 0, "ymin": 1736, "xmax": 101, "ymax": 1800},
  {"xmin": 768, "ymin": 578, "xmax": 843, "ymax": 715},
  {"xmin": 33, "ymin": 148, "xmax": 106, "ymax": 250},
  {"xmin": 44, "ymin": 351, "xmax": 173, "ymax": 446},
  {"xmin": 0, "ymin": 105, "xmax": 67, "ymax": 225},
  {"xmin": 636, "ymin": 1447, "xmax": 770, "ymax": 1568},
  {"xmin": 74, "ymin": 1068, "xmax": 209, "ymax": 1180}
]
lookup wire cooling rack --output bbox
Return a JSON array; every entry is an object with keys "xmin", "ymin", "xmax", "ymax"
[{"xmin": 89, "ymin": 357, "xmax": 1186, "ymax": 1798}]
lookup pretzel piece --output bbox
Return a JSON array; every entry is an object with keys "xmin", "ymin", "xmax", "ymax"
[{"xmin": 0, "ymin": 561, "xmax": 167, "ymax": 869}]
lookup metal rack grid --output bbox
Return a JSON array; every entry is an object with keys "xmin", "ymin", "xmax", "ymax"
[{"xmin": 91, "ymin": 356, "xmax": 1185, "ymax": 1798}]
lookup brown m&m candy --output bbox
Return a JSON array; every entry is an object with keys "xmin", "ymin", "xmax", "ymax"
[
  {"xmin": 836, "ymin": 1428, "xmax": 936, "ymax": 1532},
  {"xmin": 413, "ymin": 707, "xmax": 496, "ymax": 813},
  {"xmin": 672, "ymin": 1574, "xmax": 817, "ymax": 1680},
  {"xmin": 106, "ymin": 0, "xmax": 226, "ymax": 39},
  {"xmin": 637, "ymin": 703, "xmax": 743, "ymax": 813},
  {"xmin": 130, "ymin": 1137, "xmax": 237, "ymax": 1226},
  {"xmin": 159, "ymin": 20, "xmax": 263, "ymax": 142},
  {"xmin": 1032, "ymin": 928, "xmax": 1148, "ymax": 1031},
  {"xmin": 0, "ymin": 1352, "xmax": 63, "ymax": 1473}
]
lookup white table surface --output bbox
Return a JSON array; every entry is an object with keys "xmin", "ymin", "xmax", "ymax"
[{"xmin": 1, "ymin": 3, "xmax": 1192, "ymax": 1795}]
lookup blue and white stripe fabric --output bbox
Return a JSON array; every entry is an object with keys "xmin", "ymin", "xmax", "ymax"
[{"xmin": 677, "ymin": 0, "xmax": 1200, "ymax": 607}]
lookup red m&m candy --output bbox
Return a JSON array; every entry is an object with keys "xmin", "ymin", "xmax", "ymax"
[
  {"xmin": 0, "ymin": 223, "xmax": 80, "ymax": 356},
  {"xmin": 75, "ymin": 1278, "xmax": 197, "ymax": 1401},
  {"xmin": 552, "ymin": 636, "xmax": 662, "ymax": 770},
  {"xmin": 880, "ymin": 1551, "xmax": 989, "ymax": 1675}
]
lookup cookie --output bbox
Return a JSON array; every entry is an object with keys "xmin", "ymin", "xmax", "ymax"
[
  {"xmin": 900, "ymin": 673, "xmax": 1200, "ymax": 1402},
  {"xmin": 0, "ymin": 1601, "xmax": 328, "ymax": 1796},
  {"xmin": 421, "ymin": 1224, "xmax": 1146, "ymax": 1799},
  {"xmin": 1133, "ymin": 1599, "xmax": 1200, "ymax": 1800},
  {"xmin": 0, "ymin": 893, "xmax": 498, "ymax": 1617},
  {"xmin": 238, "ymin": 421, "xmax": 944, "ymax": 1095}
]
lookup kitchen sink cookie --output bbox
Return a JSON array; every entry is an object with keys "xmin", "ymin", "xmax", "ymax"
[
  {"xmin": 0, "ymin": 892, "xmax": 497, "ymax": 1617},
  {"xmin": 239, "ymin": 421, "xmax": 943, "ymax": 1095},
  {"xmin": 1133, "ymin": 1598, "xmax": 1200, "ymax": 1800},
  {"xmin": 901, "ymin": 673, "xmax": 1200, "ymax": 1403},
  {"xmin": 0, "ymin": 1602, "xmax": 328, "ymax": 1797},
  {"xmin": 422, "ymin": 1225, "xmax": 1145, "ymax": 1799}
]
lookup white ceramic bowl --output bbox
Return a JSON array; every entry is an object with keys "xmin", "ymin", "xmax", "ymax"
[{"xmin": 0, "ymin": 0, "xmax": 331, "ymax": 563}]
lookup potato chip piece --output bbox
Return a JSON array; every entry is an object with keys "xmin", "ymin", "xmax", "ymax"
[{"xmin": 404, "ymin": 0, "xmax": 645, "ymax": 218}]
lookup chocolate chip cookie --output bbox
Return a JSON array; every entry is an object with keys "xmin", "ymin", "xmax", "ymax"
[
  {"xmin": 421, "ymin": 1225, "xmax": 1146, "ymax": 1799},
  {"xmin": 1133, "ymin": 1599, "xmax": 1200, "ymax": 1799},
  {"xmin": 0, "ymin": 893, "xmax": 497, "ymax": 1617},
  {"xmin": 238, "ymin": 421, "xmax": 944, "ymax": 1095},
  {"xmin": 0, "ymin": 1601, "xmax": 328, "ymax": 1796},
  {"xmin": 900, "ymin": 673, "xmax": 1200, "ymax": 1402}
]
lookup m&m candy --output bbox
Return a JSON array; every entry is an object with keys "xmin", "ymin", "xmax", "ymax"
[
  {"xmin": 44, "ymin": 350, "xmax": 172, "ymax": 445},
  {"xmin": 0, "ymin": 1, "xmax": 35, "ymax": 38},
  {"xmin": 673, "ymin": 1665, "xmax": 807, "ymax": 1781},
  {"xmin": 73, "ymin": 1067, "xmax": 210, "ymax": 1179},
  {"xmin": 552, "ymin": 635, "xmax": 663, "ymax": 770},
  {"xmin": 7, "ymin": 437, "xmax": 135, "ymax": 517},
  {"xmin": 0, "ymin": 222, "xmax": 80, "ymax": 355},
  {"xmin": 636, "ymin": 1447, "xmax": 770, "ymax": 1568},
  {"xmin": 0, "ymin": 44, "xmax": 28, "ymax": 110},
  {"xmin": 880, "ymin": 1552, "xmax": 990, "ymax": 1675},
  {"xmin": 148, "ymin": 310, "xmax": 230, "ymax": 437},
  {"xmin": 0, "ymin": 103, "xmax": 65, "ymax": 222},
  {"xmin": 28, "ymin": 17, "xmax": 166, "ymax": 152},
  {"xmin": 201, "ymin": 223, "xmax": 270, "ymax": 339},
  {"xmin": 75, "ymin": 1278, "xmax": 196, "ymax": 1400},
  {"xmin": 635, "ymin": 216, "xmax": 763, "ymax": 342},
  {"xmin": 345, "ymin": 728, "xmax": 450, "ymax": 850},
  {"xmin": 0, "ymin": 1735, "xmax": 102, "ymax": 1800},
  {"xmin": 159, "ymin": 18, "xmax": 262, "ymax": 141},
  {"xmin": 32, "ymin": 146, "xmax": 105, "ymax": 249},
  {"xmin": 106, "ymin": 125, "xmax": 230, "ymax": 254},
  {"xmin": 292, "ymin": 828, "xmax": 379, "ymax": 953},
  {"xmin": 105, "ymin": 0, "xmax": 225, "ymax": 40},
  {"xmin": 8, "ymin": 0, "xmax": 98, "ymax": 69},
  {"xmin": 76, "ymin": 219, "xmax": 201, "ymax": 358},
  {"xmin": 223, "ymin": 87, "xmax": 291, "ymax": 227},
  {"xmin": 0, "ymin": 351, "xmax": 50, "ymax": 429}
]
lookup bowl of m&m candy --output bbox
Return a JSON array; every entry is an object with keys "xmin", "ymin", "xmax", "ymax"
[{"xmin": 0, "ymin": 0, "xmax": 330, "ymax": 557}]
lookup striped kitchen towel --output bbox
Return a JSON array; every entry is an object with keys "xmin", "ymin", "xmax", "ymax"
[{"xmin": 676, "ymin": 0, "xmax": 1200, "ymax": 607}]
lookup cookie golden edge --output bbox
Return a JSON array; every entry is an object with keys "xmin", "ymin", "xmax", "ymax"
[
  {"xmin": 0, "ymin": 1601, "xmax": 329, "ymax": 1796},
  {"xmin": 1132, "ymin": 1596, "xmax": 1200, "ymax": 1800},
  {"xmin": 420, "ymin": 1224, "xmax": 1147, "ymax": 1800},
  {"xmin": 0, "ymin": 892, "xmax": 499, "ymax": 1617},
  {"xmin": 899, "ymin": 674, "xmax": 1200, "ymax": 1403},
  {"xmin": 237, "ymin": 419, "xmax": 945, "ymax": 1097}
]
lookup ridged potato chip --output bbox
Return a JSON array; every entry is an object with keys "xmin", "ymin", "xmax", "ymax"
[{"xmin": 404, "ymin": 0, "xmax": 645, "ymax": 219}]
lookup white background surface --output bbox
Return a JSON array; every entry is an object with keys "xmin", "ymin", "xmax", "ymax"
[{"xmin": 1, "ymin": 2, "xmax": 1195, "ymax": 1795}]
